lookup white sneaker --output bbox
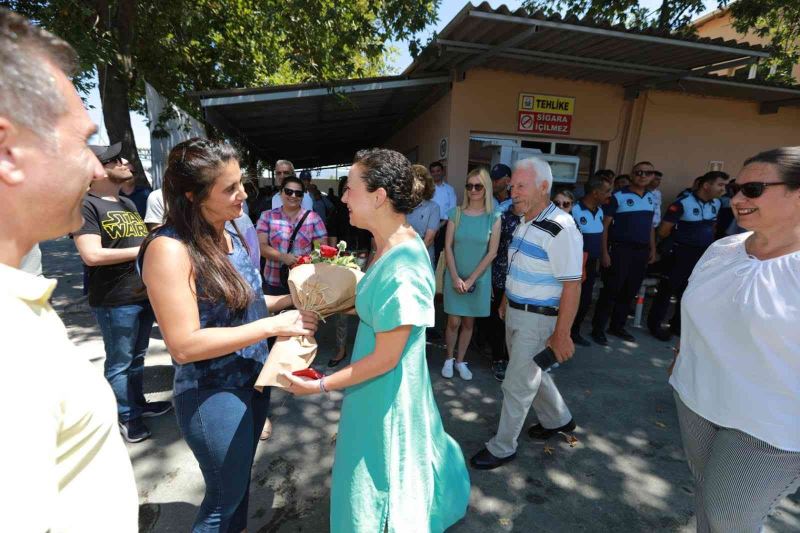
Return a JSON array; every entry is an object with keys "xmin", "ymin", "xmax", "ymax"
[
  {"xmin": 455, "ymin": 361, "xmax": 473, "ymax": 380},
  {"xmin": 442, "ymin": 358, "xmax": 455, "ymax": 378}
]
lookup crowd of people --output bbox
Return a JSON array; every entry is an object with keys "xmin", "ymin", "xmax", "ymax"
[{"xmin": 2, "ymin": 9, "xmax": 799, "ymax": 533}]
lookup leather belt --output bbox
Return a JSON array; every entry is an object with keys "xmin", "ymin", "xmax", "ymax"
[{"xmin": 507, "ymin": 300, "xmax": 559, "ymax": 316}]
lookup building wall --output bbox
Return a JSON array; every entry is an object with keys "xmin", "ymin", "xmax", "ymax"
[
  {"xmin": 387, "ymin": 67, "xmax": 800, "ymax": 205},
  {"xmin": 636, "ymin": 89, "xmax": 800, "ymax": 200},
  {"xmin": 385, "ymin": 90, "xmax": 452, "ymax": 167},
  {"xmin": 693, "ymin": 9, "xmax": 800, "ymax": 82},
  {"xmin": 445, "ymin": 69, "xmax": 630, "ymax": 202}
]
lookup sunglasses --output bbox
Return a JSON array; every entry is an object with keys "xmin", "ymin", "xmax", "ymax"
[
  {"xmin": 633, "ymin": 170, "xmax": 656, "ymax": 177},
  {"xmin": 729, "ymin": 181, "xmax": 788, "ymax": 199},
  {"xmin": 465, "ymin": 183, "xmax": 484, "ymax": 191},
  {"xmin": 102, "ymin": 157, "xmax": 123, "ymax": 166},
  {"xmin": 283, "ymin": 187, "xmax": 304, "ymax": 198},
  {"xmin": 554, "ymin": 201, "xmax": 572, "ymax": 208}
]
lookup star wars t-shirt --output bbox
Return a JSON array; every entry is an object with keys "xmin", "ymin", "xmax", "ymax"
[{"xmin": 74, "ymin": 193, "xmax": 149, "ymax": 307}]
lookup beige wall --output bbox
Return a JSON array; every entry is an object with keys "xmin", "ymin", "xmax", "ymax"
[
  {"xmin": 388, "ymin": 67, "xmax": 800, "ymax": 205},
  {"xmin": 694, "ymin": 10, "xmax": 800, "ymax": 82},
  {"xmin": 441, "ymin": 69, "xmax": 631, "ymax": 202},
  {"xmin": 386, "ymin": 90, "xmax": 452, "ymax": 168},
  {"xmin": 636, "ymin": 89, "xmax": 800, "ymax": 201}
]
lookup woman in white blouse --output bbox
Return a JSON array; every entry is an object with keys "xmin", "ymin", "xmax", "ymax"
[{"xmin": 669, "ymin": 147, "xmax": 800, "ymax": 532}]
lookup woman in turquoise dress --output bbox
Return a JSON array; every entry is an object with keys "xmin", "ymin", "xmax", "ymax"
[
  {"xmin": 284, "ymin": 149, "xmax": 471, "ymax": 532},
  {"xmin": 442, "ymin": 167, "xmax": 501, "ymax": 381}
]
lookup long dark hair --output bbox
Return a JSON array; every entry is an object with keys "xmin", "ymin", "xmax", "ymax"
[{"xmin": 142, "ymin": 138, "xmax": 252, "ymax": 311}]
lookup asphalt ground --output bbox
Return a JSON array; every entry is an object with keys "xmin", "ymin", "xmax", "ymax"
[{"xmin": 41, "ymin": 236, "xmax": 799, "ymax": 532}]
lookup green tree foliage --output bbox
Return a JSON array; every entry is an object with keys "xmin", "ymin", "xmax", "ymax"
[
  {"xmin": 3, "ymin": 0, "xmax": 439, "ymax": 174},
  {"xmin": 725, "ymin": 0, "xmax": 800, "ymax": 84},
  {"xmin": 521, "ymin": 0, "xmax": 706, "ymax": 33}
]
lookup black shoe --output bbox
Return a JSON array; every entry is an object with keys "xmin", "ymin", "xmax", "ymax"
[
  {"xmin": 649, "ymin": 327, "xmax": 672, "ymax": 342},
  {"xmin": 141, "ymin": 400, "xmax": 173, "ymax": 418},
  {"xmin": 590, "ymin": 330, "xmax": 608, "ymax": 346},
  {"xmin": 669, "ymin": 324, "xmax": 681, "ymax": 336},
  {"xmin": 571, "ymin": 332, "xmax": 590, "ymax": 347},
  {"xmin": 327, "ymin": 354, "xmax": 347, "ymax": 368},
  {"xmin": 608, "ymin": 327, "xmax": 635, "ymax": 342},
  {"xmin": 119, "ymin": 418, "xmax": 151, "ymax": 443},
  {"xmin": 470, "ymin": 448, "xmax": 516, "ymax": 470},
  {"xmin": 492, "ymin": 360, "xmax": 507, "ymax": 382},
  {"xmin": 528, "ymin": 419, "xmax": 577, "ymax": 440}
]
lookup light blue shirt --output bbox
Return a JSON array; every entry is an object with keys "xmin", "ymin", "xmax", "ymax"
[{"xmin": 432, "ymin": 182, "xmax": 457, "ymax": 221}]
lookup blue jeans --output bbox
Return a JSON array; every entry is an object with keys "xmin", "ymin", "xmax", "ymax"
[
  {"xmin": 92, "ymin": 301, "xmax": 155, "ymax": 422},
  {"xmin": 176, "ymin": 387, "xmax": 271, "ymax": 532}
]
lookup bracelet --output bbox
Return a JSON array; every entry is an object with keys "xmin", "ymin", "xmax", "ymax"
[{"xmin": 319, "ymin": 377, "xmax": 329, "ymax": 393}]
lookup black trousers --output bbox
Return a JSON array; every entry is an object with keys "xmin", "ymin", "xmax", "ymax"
[
  {"xmin": 572, "ymin": 256, "xmax": 599, "ymax": 336},
  {"xmin": 647, "ymin": 243, "xmax": 706, "ymax": 333},
  {"xmin": 487, "ymin": 286, "xmax": 509, "ymax": 362},
  {"xmin": 592, "ymin": 242, "xmax": 650, "ymax": 333}
]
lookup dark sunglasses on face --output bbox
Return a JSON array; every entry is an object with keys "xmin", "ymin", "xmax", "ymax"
[
  {"xmin": 102, "ymin": 157, "xmax": 123, "ymax": 166},
  {"xmin": 554, "ymin": 201, "xmax": 572, "ymax": 208},
  {"xmin": 465, "ymin": 183, "xmax": 484, "ymax": 192},
  {"xmin": 729, "ymin": 181, "xmax": 788, "ymax": 199},
  {"xmin": 633, "ymin": 170, "xmax": 656, "ymax": 177},
  {"xmin": 283, "ymin": 187, "xmax": 304, "ymax": 198}
]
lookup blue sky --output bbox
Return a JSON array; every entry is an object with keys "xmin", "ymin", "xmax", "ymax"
[{"xmin": 88, "ymin": 0, "xmax": 716, "ymax": 149}]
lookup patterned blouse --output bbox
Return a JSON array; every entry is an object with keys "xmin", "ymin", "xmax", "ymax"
[
  {"xmin": 255, "ymin": 207, "xmax": 327, "ymax": 287},
  {"xmin": 491, "ymin": 209, "xmax": 521, "ymax": 290}
]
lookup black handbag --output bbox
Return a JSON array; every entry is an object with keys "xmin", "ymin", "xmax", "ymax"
[{"xmin": 278, "ymin": 210, "xmax": 311, "ymax": 290}]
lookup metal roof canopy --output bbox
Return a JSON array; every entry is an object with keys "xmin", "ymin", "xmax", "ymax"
[
  {"xmin": 406, "ymin": 3, "xmax": 800, "ymax": 112},
  {"xmin": 196, "ymin": 75, "xmax": 450, "ymax": 168}
]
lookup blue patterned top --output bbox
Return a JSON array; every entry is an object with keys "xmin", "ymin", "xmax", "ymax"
[
  {"xmin": 491, "ymin": 209, "xmax": 521, "ymax": 290},
  {"xmin": 148, "ymin": 225, "xmax": 270, "ymax": 396}
]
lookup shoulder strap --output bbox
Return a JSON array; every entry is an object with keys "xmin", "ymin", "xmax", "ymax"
[
  {"xmin": 287, "ymin": 210, "xmax": 311, "ymax": 253},
  {"xmin": 454, "ymin": 207, "xmax": 462, "ymax": 230}
]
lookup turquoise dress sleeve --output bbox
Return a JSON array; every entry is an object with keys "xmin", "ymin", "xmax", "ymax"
[{"xmin": 372, "ymin": 266, "xmax": 435, "ymax": 333}]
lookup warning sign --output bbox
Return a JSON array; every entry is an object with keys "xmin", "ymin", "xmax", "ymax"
[{"xmin": 517, "ymin": 93, "xmax": 575, "ymax": 136}]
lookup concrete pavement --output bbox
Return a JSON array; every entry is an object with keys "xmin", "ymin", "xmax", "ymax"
[{"xmin": 41, "ymin": 236, "xmax": 799, "ymax": 532}]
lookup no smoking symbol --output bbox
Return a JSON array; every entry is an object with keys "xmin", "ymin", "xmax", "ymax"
[{"xmin": 520, "ymin": 114, "xmax": 533, "ymax": 130}]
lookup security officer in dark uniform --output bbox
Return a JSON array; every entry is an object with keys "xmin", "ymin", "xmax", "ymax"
[
  {"xmin": 570, "ymin": 176, "xmax": 611, "ymax": 346},
  {"xmin": 591, "ymin": 161, "xmax": 657, "ymax": 345},
  {"xmin": 648, "ymin": 171, "xmax": 728, "ymax": 340}
]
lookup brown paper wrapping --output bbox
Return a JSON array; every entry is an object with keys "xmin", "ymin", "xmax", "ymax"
[{"xmin": 255, "ymin": 263, "xmax": 364, "ymax": 390}]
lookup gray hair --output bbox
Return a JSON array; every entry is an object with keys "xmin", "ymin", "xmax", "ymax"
[
  {"xmin": 514, "ymin": 157, "xmax": 553, "ymax": 193},
  {"xmin": 0, "ymin": 9, "xmax": 78, "ymax": 139},
  {"xmin": 275, "ymin": 159, "xmax": 295, "ymax": 172}
]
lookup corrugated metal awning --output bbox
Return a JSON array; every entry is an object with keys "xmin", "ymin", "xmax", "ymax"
[
  {"xmin": 196, "ymin": 75, "xmax": 451, "ymax": 168},
  {"xmin": 406, "ymin": 2, "xmax": 800, "ymax": 109}
]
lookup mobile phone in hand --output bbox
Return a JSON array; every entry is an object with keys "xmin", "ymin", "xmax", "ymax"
[{"xmin": 533, "ymin": 347, "xmax": 559, "ymax": 370}]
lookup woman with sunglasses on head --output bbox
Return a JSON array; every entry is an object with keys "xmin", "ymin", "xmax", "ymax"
[
  {"xmin": 669, "ymin": 146, "xmax": 800, "ymax": 533},
  {"xmin": 553, "ymin": 189, "xmax": 575, "ymax": 214},
  {"xmin": 283, "ymin": 148, "xmax": 470, "ymax": 532},
  {"xmin": 441, "ymin": 167, "xmax": 502, "ymax": 381},
  {"xmin": 139, "ymin": 138, "xmax": 318, "ymax": 531},
  {"xmin": 256, "ymin": 175, "xmax": 327, "ymax": 296}
]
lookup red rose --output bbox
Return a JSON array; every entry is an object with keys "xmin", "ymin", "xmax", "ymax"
[
  {"xmin": 319, "ymin": 245, "xmax": 338, "ymax": 258},
  {"xmin": 293, "ymin": 255, "xmax": 312, "ymax": 267}
]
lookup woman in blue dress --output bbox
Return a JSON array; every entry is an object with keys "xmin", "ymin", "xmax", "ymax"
[
  {"xmin": 139, "ymin": 138, "xmax": 318, "ymax": 532},
  {"xmin": 284, "ymin": 149, "xmax": 470, "ymax": 532},
  {"xmin": 441, "ymin": 167, "xmax": 501, "ymax": 381}
]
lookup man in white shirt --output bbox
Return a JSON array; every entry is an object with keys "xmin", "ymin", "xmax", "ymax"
[
  {"xmin": 648, "ymin": 170, "xmax": 664, "ymax": 227},
  {"xmin": 0, "ymin": 9, "xmax": 138, "ymax": 531},
  {"xmin": 270, "ymin": 159, "xmax": 313, "ymax": 210},
  {"xmin": 430, "ymin": 160, "xmax": 457, "ymax": 264}
]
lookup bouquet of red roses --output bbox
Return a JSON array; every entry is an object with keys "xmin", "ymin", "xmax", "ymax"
[{"xmin": 256, "ymin": 241, "xmax": 364, "ymax": 390}]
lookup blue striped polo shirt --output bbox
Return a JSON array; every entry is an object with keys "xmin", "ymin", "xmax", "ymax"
[
  {"xmin": 571, "ymin": 200, "xmax": 604, "ymax": 259},
  {"xmin": 605, "ymin": 187, "xmax": 656, "ymax": 245},
  {"xmin": 505, "ymin": 203, "xmax": 584, "ymax": 308},
  {"xmin": 663, "ymin": 193, "xmax": 721, "ymax": 248}
]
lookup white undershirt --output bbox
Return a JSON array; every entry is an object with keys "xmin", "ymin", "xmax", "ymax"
[{"xmin": 670, "ymin": 233, "xmax": 800, "ymax": 451}]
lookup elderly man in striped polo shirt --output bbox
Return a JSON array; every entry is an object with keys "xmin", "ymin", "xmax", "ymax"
[{"xmin": 471, "ymin": 157, "xmax": 584, "ymax": 470}]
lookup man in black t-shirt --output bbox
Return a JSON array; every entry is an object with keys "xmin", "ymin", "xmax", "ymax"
[{"xmin": 72, "ymin": 142, "xmax": 171, "ymax": 443}]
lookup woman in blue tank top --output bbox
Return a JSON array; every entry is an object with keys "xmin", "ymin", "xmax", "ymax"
[{"xmin": 139, "ymin": 138, "xmax": 318, "ymax": 532}]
